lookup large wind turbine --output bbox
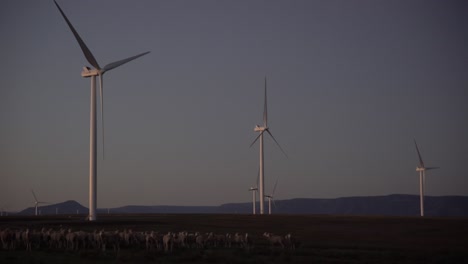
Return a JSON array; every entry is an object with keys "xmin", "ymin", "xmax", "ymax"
[
  {"xmin": 31, "ymin": 190, "xmax": 48, "ymax": 216},
  {"xmin": 54, "ymin": 1, "xmax": 150, "ymax": 221},
  {"xmin": 250, "ymin": 77, "xmax": 287, "ymax": 215},
  {"xmin": 414, "ymin": 139, "xmax": 439, "ymax": 217}
]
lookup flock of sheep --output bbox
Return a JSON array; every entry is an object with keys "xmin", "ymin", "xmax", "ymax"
[{"xmin": 0, "ymin": 228, "xmax": 297, "ymax": 253}]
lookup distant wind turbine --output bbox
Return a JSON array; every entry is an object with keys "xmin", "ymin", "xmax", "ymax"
[
  {"xmin": 414, "ymin": 139, "xmax": 439, "ymax": 217},
  {"xmin": 250, "ymin": 77, "xmax": 287, "ymax": 215},
  {"xmin": 31, "ymin": 190, "xmax": 48, "ymax": 216},
  {"xmin": 54, "ymin": 1, "xmax": 150, "ymax": 221},
  {"xmin": 265, "ymin": 178, "xmax": 278, "ymax": 215},
  {"xmin": 248, "ymin": 169, "xmax": 259, "ymax": 215}
]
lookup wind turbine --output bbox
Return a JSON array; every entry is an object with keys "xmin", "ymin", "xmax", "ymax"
[
  {"xmin": 414, "ymin": 139, "xmax": 439, "ymax": 217},
  {"xmin": 31, "ymin": 190, "xmax": 48, "ymax": 216},
  {"xmin": 265, "ymin": 178, "xmax": 278, "ymax": 215},
  {"xmin": 54, "ymin": 1, "xmax": 150, "ymax": 221},
  {"xmin": 250, "ymin": 77, "xmax": 287, "ymax": 215},
  {"xmin": 248, "ymin": 187, "xmax": 258, "ymax": 215},
  {"xmin": 248, "ymin": 169, "xmax": 259, "ymax": 215}
]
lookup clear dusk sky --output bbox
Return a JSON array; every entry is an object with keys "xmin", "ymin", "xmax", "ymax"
[{"xmin": 1, "ymin": 0, "xmax": 467, "ymax": 212}]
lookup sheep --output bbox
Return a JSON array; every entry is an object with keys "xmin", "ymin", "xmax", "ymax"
[
  {"xmin": 244, "ymin": 233, "xmax": 253, "ymax": 249},
  {"xmin": 186, "ymin": 232, "xmax": 198, "ymax": 248},
  {"xmin": 213, "ymin": 233, "xmax": 226, "ymax": 248},
  {"xmin": 172, "ymin": 231, "xmax": 187, "ymax": 249},
  {"xmin": 0, "ymin": 229, "xmax": 13, "ymax": 250},
  {"xmin": 132, "ymin": 231, "xmax": 147, "ymax": 249},
  {"xmin": 162, "ymin": 232, "xmax": 173, "ymax": 253},
  {"xmin": 0, "ymin": 226, "xmax": 297, "ymax": 253},
  {"xmin": 21, "ymin": 229, "xmax": 32, "ymax": 251},
  {"xmin": 145, "ymin": 231, "xmax": 159, "ymax": 251},
  {"xmin": 13, "ymin": 230, "xmax": 22, "ymax": 250},
  {"xmin": 94, "ymin": 230, "xmax": 104, "ymax": 251},
  {"xmin": 284, "ymin": 233, "xmax": 296, "ymax": 250},
  {"xmin": 263, "ymin": 232, "xmax": 284, "ymax": 249},
  {"xmin": 65, "ymin": 229, "xmax": 77, "ymax": 250},
  {"xmin": 225, "ymin": 233, "xmax": 232, "ymax": 248},
  {"xmin": 233, "ymin": 232, "xmax": 244, "ymax": 248},
  {"xmin": 195, "ymin": 233, "xmax": 205, "ymax": 248},
  {"xmin": 101, "ymin": 230, "xmax": 120, "ymax": 252}
]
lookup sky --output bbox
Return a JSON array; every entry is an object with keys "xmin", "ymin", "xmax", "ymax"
[{"xmin": 1, "ymin": 0, "xmax": 467, "ymax": 212}]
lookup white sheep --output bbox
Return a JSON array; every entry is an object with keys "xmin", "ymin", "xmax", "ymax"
[
  {"xmin": 263, "ymin": 232, "xmax": 284, "ymax": 249},
  {"xmin": 163, "ymin": 232, "xmax": 173, "ymax": 252}
]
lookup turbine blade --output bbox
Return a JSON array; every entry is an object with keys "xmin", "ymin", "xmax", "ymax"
[
  {"xmin": 413, "ymin": 139, "xmax": 424, "ymax": 167},
  {"xmin": 31, "ymin": 190, "xmax": 38, "ymax": 202},
  {"xmin": 102, "ymin": 51, "xmax": 150, "ymax": 73},
  {"xmin": 249, "ymin": 131, "xmax": 265, "ymax": 148},
  {"xmin": 99, "ymin": 75, "xmax": 105, "ymax": 160},
  {"xmin": 272, "ymin": 198, "xmax": 277, "ymax": 209},
  {"xmin": 256, "ymin": 167, "xmax": 259, "ymax": 188},
  {"xmin": 54, "ymin": 1, "xmax": 101, "ymax": 70},
  {"xmin": 426, "ymin": 167, "xmax": 440, "ymax": 170},
  {"xmin": 263, "ymin": 77, "xmax": 268, "ymax": 127},
  {"xmin": 265, "ymin": 129, "xmax": 288, "ymax": 158},
  {"xmin": 272, "ymin": 178, "xmax": 278, "ymax": 196}
]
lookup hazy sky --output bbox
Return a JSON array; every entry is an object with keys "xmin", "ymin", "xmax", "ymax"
[{"xmin": 1, "ymin": 0, "xmax": 467, "ymax": 211}]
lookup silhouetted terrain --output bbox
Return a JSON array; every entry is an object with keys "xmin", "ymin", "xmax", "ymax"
[{"xmin": 16, "ymin": 194, "xmax": 468, "ymax": 216}]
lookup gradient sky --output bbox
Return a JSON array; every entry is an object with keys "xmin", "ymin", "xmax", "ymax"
[{"xmin": 1, "ymin": 0, "xmax": 467, "ymax": 212}]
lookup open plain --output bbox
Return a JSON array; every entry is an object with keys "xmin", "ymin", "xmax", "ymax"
[{"xmin": 0, "ymin": 214, "xmax": 467, "ymax": 263}]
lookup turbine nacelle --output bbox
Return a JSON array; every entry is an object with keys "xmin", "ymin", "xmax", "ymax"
[
  {"xmin": 81, "ymin": 67, "xmax": 100, "ymax": 77},
  {"xmin": 254, "ymin": 125, "xmax": 267, "ymax": 132},
  {"xmin": 416, "ymin": 167, "xmax": 425, "ymax": 172},
  {"xmin": 249, "ymin": 187, "xmax": 258, "ymax": 191}
]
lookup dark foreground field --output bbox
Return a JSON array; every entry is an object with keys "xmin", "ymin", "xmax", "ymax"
[{"xmin": 1, "ymin": 214, "xmax": 467, "ymax": 263}]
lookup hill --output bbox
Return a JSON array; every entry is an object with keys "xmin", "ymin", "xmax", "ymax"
[
  {"xmin": 17, "ymin": 200, "xmax": 87, "ymax": 216},
  {"xmin": 220, "ymin": 194, "xmax": 468, "ymax": 216},
  {"xmin": 15, "ymin": 194, "xmax": 468, "ymax": 217}
]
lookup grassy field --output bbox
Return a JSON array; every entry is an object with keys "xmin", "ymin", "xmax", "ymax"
[{"xmin": 1, "ymin": 214, "xmax": 467, "ymax": 263}]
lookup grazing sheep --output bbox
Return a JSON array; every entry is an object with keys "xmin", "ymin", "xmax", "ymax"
[
  {"xmin": 233, "ymin": 232, "xmax": 244, "ymax": 248},
  {"xmin": 0, "ymin": 229, "xmax": 13, "ymax": 250},
  {"xmin": 213, "ymin": 233, "xmax": 226, "ymax": 248},
  {"xmin": 195, "ymin": 233, "xmax": 205, "ymax": 248},
  {"xmin": 145, "ymin": 231, "xmax": 159, "ymax": 251},
  {"xmin": 21, "ymin": 229, "xmax": 32, "ymax": 251},
  {"xmin": 244, "ymin": 233, "xmax": 253, "ymax": 249},
  {"xmin": 284, "ymin": 233, "xmax": 296, "ymax": 250},
  {"xmin": 263, "ymin": 232, "xmax": 284, "ymax": 249},
  {"xmin": 163, "ymin": 232, "xmax": 173, "ymax": 253},
  {"xmin": 0, "ymin": 225, "xmax": 297, "ymax": 253},
  {"xmin": 186, "ymin": 232, "xmax": 198, "ymax": 248},
  {"xmin": 225, "ymin": 233, "xmax": 232, "ymax": 248},
  {"xmin": 65, "ymin": 229, "xmax": 77, "ymax": 250},
  {"xmin": 173, "ymin": 231, "xmax": 187, "ymax": 249}
]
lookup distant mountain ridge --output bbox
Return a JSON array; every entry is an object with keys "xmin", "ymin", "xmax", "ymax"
[{"xmin": 16, "ymin": 194, "xmax": 468, "ymax": 217}]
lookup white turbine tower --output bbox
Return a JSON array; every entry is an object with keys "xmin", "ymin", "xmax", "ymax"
[
  {"xmin": 31, "ymin": 190, "xmax": 48, "ymax": 216},
  {"xmin": 414, "ymin": 139, "xmax": 439, "ymax": 217},
  {"xmin": 250, "ymin": 77, "xmax": 287, "ymax": 215},
  {"xmin": 54, "ymin": 1, "xmax": 150, "ymax": 221},
  {"xmin": 265, "ymin": 179, "xmax": 278, "ymax": 215}
]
